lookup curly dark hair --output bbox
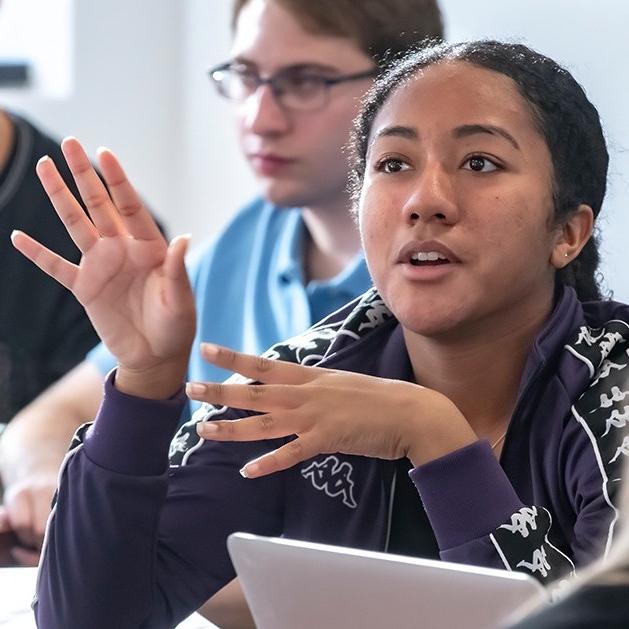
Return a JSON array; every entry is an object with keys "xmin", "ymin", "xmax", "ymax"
[{"xmin": 350, "ymin": 40, "xmax": 609, "ymax": 301}]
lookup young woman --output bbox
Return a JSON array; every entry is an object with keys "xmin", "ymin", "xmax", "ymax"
[{"xmin": 13, "ymin": 40, "xmax": 629, "ymax": 628}]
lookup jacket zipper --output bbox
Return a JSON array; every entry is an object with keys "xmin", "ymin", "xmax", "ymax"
[{"xmin": 383, "ymin": 468, "xmax": 397, "ymax": 552}]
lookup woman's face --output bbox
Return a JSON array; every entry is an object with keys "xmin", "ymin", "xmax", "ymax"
[{"xmin": 359, "ymin": 61, "xmax": 562, "ymax": 339}]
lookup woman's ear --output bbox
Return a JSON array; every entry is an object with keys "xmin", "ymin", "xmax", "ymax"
[{"xmin": 551, "ymin": 204, "xmax": 594, "ymax": 269}]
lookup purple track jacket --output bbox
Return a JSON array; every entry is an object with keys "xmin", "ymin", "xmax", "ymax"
[{"xmin": 34, "ymin": 286, "xmax": 629, "ymax": 628}]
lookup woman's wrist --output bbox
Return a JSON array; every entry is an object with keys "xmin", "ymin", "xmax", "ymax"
[
  {"xmin": 115, "ymin": 361, "xmax": 187, "ymax": 400},
  {"xmin": 405, "ymin": 393, "xmax": 477, "ymax": 467}
]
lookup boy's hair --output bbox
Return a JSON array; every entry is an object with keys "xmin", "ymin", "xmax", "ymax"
[{"xmin": 231, "ymin": 0, "xmax": 444, "ymax": 68}]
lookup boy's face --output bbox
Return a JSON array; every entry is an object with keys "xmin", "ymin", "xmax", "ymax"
[{"xmin": 231, "ymin": 0, "xmax": 375, "ymax": 212}]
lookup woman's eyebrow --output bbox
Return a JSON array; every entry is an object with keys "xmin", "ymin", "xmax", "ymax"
[
  {"xmin": 374, "ymin": 125, "xmax": 418, "ymax": 141},
  {"xmin": 452, "ymin": 124, "xmax": 520, "ymax": 150},
  {"xmin": 367, "ymin": 125, "xmax": 418, "ymax": 155},
  {"xmin": 372, "ymin": 123, "xmax": 519, "ymax": 149}
]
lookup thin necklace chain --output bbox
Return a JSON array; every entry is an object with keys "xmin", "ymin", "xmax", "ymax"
[{"xmin": 490, "ymin": 430, "xmax": 508, "ymax": 451}]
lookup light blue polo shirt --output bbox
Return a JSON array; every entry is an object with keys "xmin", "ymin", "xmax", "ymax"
[{"xmin": 87, "ymin": 198, "xmax": 371, "ymax": 398}]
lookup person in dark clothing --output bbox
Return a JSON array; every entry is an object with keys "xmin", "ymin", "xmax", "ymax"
[
  {"xmin": 0, "ymin": 109, "xmax": 101, "ymax": 566},
  {"xmin": 12, "ymin": 40, "xmax": 629, "ymax": 628},
  {"xmin": 0, "ymin": 111, "xmax": 100, "ymax": 426},
  {"xmin": 0, "ymin": 109, "xmax": 164, "ymax": 566}
]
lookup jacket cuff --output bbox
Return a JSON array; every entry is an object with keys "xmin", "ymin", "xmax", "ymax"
[
  {"xmin": 83, "ymin": 369, "xmax": 187, "ymax": 476},
  {"xmin": 410, "ymin": 440, "xmax": 524, "ymax": 551}
]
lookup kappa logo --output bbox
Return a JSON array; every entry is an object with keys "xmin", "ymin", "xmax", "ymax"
[
  {"xmin": 610, "ymin": 436, "xmax": 629, "ymax": 464},
  {"xmin": 265, "ymin": 334, "xmax": 319, "ymax": 360},
  {"xmin": 595, "ymin": 359, "xmax": 627, "ymax": 384},
  {"xmin": 599, "ymin": 332, "xmax": 625, "ymax": 360},
  {"xmin": 264, "ymin": 326, "xmax": 339, "ymax": 365},
  {"xmin": 516, "ymin": 546, "xmax": 551, "ymax": 578},
  {"xmin": 301, "ymin": 455, "xmax": 357, "ymax": 509},
  {"xmin": 499, "ymin": 506, "xmax": 539, "ymax": 538},
  {"xmin": 602, "ymin": 406, "xmax": 629, "ymax": 437},
  {"xmin": 168, "ymin": 431, "xmax": 190, "ymax": 458},
  {"xmin": 357, "ymin": 301, "xmax": 391, "ymax": 332},
  {"xmin": 575, "ymin": 327, "xmax": 605, "ymax": 347},
  {"xmin": 599, "ymin": 386, "xmax": 629, "ymax": 409}
]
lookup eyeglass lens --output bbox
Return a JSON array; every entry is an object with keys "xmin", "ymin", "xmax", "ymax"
[{"xmin": 219, "ymin": 66, "xmax": 328, "ymax": 110}]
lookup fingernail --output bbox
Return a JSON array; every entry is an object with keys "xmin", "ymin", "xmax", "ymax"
[
  {"xmin": 186, "ymin": 382, "xmax": 206, "ymax": 396},
  {"xmin": 197, "ymin": 422, "xmax": 218, "ymax": 436},
  {"xmin": 240, "ymin": 462, "xmax": 258, "ymax": 478},
  {"xmin": 201, "ymin": 342, "xmax": 218, "ymax": 356}
]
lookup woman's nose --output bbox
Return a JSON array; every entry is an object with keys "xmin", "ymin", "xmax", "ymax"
[{"xmin": 402, "ymin": 163, "xmax": 458, "ymax": 226}]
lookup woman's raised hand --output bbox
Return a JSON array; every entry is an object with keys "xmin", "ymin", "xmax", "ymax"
[
  {"xmin": 11, "ymin": 138, "xmax": 196, "ymax": 398},
  {"xmin": 188, "ymin": 344, "xmax": 478, "ymax": 477}
]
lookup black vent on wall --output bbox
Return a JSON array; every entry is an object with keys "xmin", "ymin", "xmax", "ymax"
[{"xmin": 0, "ymin": 61, "xmax": 29, "ymax": 87}]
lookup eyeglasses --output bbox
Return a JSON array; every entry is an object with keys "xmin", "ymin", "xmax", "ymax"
[{"xmin": 208, "ymin": 62, "xmax": 377, "ymax": 111}]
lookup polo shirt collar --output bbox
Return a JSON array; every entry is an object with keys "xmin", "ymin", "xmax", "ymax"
[{"xmin": 275, "ymin": 208, "xmax": 370, "ymax": 297}]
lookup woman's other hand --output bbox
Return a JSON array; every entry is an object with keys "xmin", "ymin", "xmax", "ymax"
[
  {"xmin": 189, "ymin": 343, "xmax": 477, "ymax": 477},
  {"xmin": 11, "ymin": 138, "xmax": 196, "ymax": 399}
]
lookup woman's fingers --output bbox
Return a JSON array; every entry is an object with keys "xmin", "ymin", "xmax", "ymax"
[
  {"xmin": 162, "ymin": 235, "xmax": 196, "ymax": 318},
  {"xmin": 197, "ymin": 412, "xmax": 299, "ymax": 442},
  {"xmin": 96, "ymin": 147, "xmax": 164, "ymax": 242},
  {"xmin": 60, "ymin": 137, "xmax": 125, "ymax": 237},
  {"xmin": 0, "ymin": 509, "xmax": 9, "ymax": 534},
  {"xmin": 11, "ymin": 230, "xmax": 78, "ymax": 291},
  {"xmin": 11, "ymin": 546, "xmax": 40, "ymax": 568},
  {"xmin": 239, "ymin": 438, "xmax": 317, "ymax": 478},
  {"xmin": 188, "ymin": 381, "xmax": 305, "ymax": 413},
  {"xmin": 164, "ymin": 235, "xmax": 191, "ymax": 282},
  {"xmin": 200, "ymin": 343, "xmax": 319, "ymax": 385},
  {"xmin": 35, "ymin": 155, "xmax": 100, "ymax": 252},
  {"xmin": 198, "ymin": 417, "xmax": 320, "ymax": 477}
]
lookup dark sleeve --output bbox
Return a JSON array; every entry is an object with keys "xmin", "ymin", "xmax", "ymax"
[
  {"xmin": 410, "ymin": 441, "xmax": 577, "ymax": 584},
  {"xmin": 34, "ymin": 373, "xmax": 285, "ymax": 629}
]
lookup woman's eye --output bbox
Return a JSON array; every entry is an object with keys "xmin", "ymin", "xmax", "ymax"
[
  {"xmin": 462, "ymin": 156, "xmax": 499, "ymax": 172},
  {"xmin": 377, "ymin": 158, "xmax": 409, "ymax": 173}
]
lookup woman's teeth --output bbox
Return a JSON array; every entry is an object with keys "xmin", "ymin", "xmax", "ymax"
[{"xmin": 410, "ymin": 251, "xmax": 449, "ymax": 265}]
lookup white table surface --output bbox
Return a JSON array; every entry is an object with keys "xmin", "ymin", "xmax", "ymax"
[{"xmin": 0, "ymin": 567, "xmax": 218, "ymax": 628}]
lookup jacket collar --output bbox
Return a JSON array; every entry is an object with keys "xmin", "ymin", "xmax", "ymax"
[{"xmin": 324, "ymin": 285, "xmax": 588, "ymax": 391}]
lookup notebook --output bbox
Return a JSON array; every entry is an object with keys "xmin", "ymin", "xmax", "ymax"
[{"xmin": 227, "ymin": 532, "xmax": 548, "ymax": 629}]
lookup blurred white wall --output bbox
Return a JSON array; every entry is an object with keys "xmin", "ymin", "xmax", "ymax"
[
  {"xmin": 0, "ymin": 0, "xmax": 73, "ymax": 98},
  {"xmin": 1, "ymin": 0, "xmax": 257, "ymax": 248},
  {"xmin": 2, "ymin": 0, "xmax": 629, "ymax": 298},
  {"xmin": 176, "ymin": 0, "xmax": 256, "ymax": 247}
]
